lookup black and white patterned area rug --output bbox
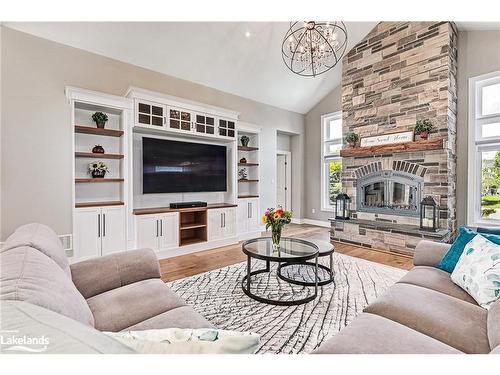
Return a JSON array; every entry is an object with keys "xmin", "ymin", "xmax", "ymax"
[{"xmin": 168, "ymin": 253, "xmax": 406, "ymax": 354}]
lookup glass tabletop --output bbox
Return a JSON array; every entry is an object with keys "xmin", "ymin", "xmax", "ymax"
[{"xmin": 242, "ymin": 237, "xmax": 319, "ymax": 262}]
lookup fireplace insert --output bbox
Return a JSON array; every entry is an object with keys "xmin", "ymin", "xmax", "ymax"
[{"xmin": 357, "ymin": 170, "xmax": 423, "ymax": 216}]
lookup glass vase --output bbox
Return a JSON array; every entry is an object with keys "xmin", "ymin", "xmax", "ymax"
[{"xmin": 271, "ymin": 225, "xmax": 282, "ymax": 250}]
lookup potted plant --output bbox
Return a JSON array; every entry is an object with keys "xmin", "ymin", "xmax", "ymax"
[
  {"xmin": 345, "ymin": 132, "xmax": 359, "ymax": 148},
  {"xmin": 240, "ymin": 135, "xmax": 250, "ymax": 147},
  {"xmin": 415, "ymin": 119, "xmax": 433, "ymax": 140},
  {"xmin": 88, "ymin": 161, "xmax": 109, "ymax": 178},
  {"xmin": 92, "ymin": 112, "xmax": 109, "ymax": 129},
  {"xmin": 262, "ymin": 206, "xmax": 292, "ymax": 250}
]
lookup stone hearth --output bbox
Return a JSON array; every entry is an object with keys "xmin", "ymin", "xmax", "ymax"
[{"xmin": 331, "ymin": 22, "xmax": 458, "ymax": 256}]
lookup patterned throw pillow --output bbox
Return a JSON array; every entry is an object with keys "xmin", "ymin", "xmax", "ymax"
[{"xmin": 451, "ymin": 234, "xmax": 500, "ymax": 309}]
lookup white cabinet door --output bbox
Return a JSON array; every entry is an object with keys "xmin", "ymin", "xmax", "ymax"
[
  {"xmin": 136, "ymin": 215, "xmax": 160, "ymax": 251},
  {"xmin": 222, "ymin": 208, "xmax": 236, "ymax": 238},
  {"xmin": 74, "ymin": 208, "xmax": 101, "ymax": 260},
  {"xmin": 136, "ymin": 100, "xmax": 166, "ymax": 129},
  {"xmin": 158, "ymin": 213, "xmax": 179, "ymax": 250},
  {"xmin": 208, "ymin": 209, "xmax": 223, "ymax": 241},
  {"xmin": 168, "ymin": 107, "xmax": 193, "ymax": 133},
  {"xmin": 101, "ymin": 206, "xmax": 126, "ymax": 256},
  {"xmin": 237, "ymin": 201, "xmax": 248, "ymax": 234},
  {"xmin": 247, "ymin": 199, "xmax": 260, "ymax": 232}
]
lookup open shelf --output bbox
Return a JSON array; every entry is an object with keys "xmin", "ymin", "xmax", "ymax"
[
  {"xmin": 238, "ymin": 163, "xmax": 259, "ymax": 166},
  {"xmin": 75, "ymin": 152, "xmax": 124, "ymax": 159},
  {"xmin": 238, "ymin": 146, "xmax": 259, "ymax": 151},
  {"xmin": 179, "ymin": 209, "xmax": 207, "ymax": 246},
  {"xmin": 238, "ymin": 195, "xmax": 259, "ymax": 198},
  {"xmin": 75, "ymin": 125, "xmax": 124, "ymax": 137},
  {"xmin": 75, "ymin": 178, "xmax": 124, "ymax": 183},
  {"xmin": 179, "ymin": 236, "xmax": 207, "ymax": 247},
  {"xmin": 180, "ymin": 223, "xmax": 207, "ymax": 230},
  {"xmin": 75, "ymin": 201, "xmax": 124, "ymax": 208},
  {"xmin": 238, "ymin": 179, "xmax": 259, "ymax": 183}
]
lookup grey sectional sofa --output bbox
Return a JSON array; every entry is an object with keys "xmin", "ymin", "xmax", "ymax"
[
  {"xmin": 313, "ymin": 240, "xmax": 500, "ymax": 354},
  {"xmin": 0, "ymin": 223, "xmax": 212, "ymax": 353}
]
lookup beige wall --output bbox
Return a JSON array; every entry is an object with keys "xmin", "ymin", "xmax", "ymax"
[
  {"xmin": 456, "ymin": 30, "xmax": 500, "ymax": 226},
  {"xmin": 0, "ymin": 27, "xmax": 305, "ymax": 239},
  {"xmin": 303, "ymin": 85, "xmax": 342, "ymax": 222}
]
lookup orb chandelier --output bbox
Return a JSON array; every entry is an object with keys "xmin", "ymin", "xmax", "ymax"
[{"xmin": 282, "ymin": 21, "xmax": 348, "ymax": 77}]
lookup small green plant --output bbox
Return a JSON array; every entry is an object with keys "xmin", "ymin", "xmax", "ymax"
[
  {"xmin": 345, "ymin": 131, "xmax": 359, "ymax": 145},
  {"xmin": 415, "ymin": 119, "xmax": 433, "ymax": 134},
  {"xmin": 240, "ymin": 135, "xmax": 250, "ymax": 147},
  {"xmin": 92, "ymin": 112, "xmax": 109, "ymax": 128}
]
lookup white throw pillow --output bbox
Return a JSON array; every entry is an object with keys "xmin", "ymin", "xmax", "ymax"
[
  {"xmin": 451, "ymin": 234, "xmax": 500, "ymax": 309},
  {"xmin": 104, "ymin": 328, "xmax": 260, "ymax": 354}
]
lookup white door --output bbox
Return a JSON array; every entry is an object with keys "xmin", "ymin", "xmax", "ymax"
[
  {"xmin": 247, "ymin": 199, "xmax": 260, "ymax": 232},
  {"xmin": 237, "ymin": 200, "xmax": 249, "ymax": 234},
  {"xmin": 158, "ymin": 213, "xmax": 179, "ymax": 250},
  {"xmin": 208, "ymin": 209, "xmax": 223, "ymax": 241},
  {"xmin": 136, "ymin": 215, "xmax": 160, "ymax": 251},
  {"xmin": 74, "ymin": 208, "xmax": 101, "ymax": 260},
  {"xmin": 222, "ymin": 208, "xmax": 236, "ymax": 238},
  {"xmin": 277, "ymin": 154, "xmax": 287, "ymax": 209},
  {"xmin": 101, "ymin": 206, "xmax": 126, "ymax": 256}
]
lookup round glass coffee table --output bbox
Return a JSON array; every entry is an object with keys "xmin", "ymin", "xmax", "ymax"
[
  {"xmin": 277, "ymin": 239, "xmax": 335, "ymax": 286},
  {"xmin": 241, "ymin": 237, "xmax": 319, "ymax": 306}
]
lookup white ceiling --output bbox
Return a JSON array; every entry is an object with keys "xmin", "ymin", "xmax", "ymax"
[
  {"xmin": 5, "ymin": 22, "xmax": 500, "ymax": 114},
  {"xmin": 4, "ymin": 22, "xmax": 378, "ymax": 114}
]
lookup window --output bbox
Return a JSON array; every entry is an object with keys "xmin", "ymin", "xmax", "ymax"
[
  {"xmin": 468, "ymin": 71, "xmax": 500, "ymax": 225},
  {"xmin": 321, "ymin": 111, "xmax": 342, "ymax": 211}
]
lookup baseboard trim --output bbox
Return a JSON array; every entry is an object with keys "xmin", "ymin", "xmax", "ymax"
[
  {"xmin": 291, "ymin": 218, "xmax": 304, "ymax": 224},
  {"xmin": 302, "ymin": 219, "xmax": 331, "ymax": 228}
]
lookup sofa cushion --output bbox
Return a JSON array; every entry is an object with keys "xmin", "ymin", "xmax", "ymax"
[
  {"xmin": 124, "ymin": 306, "xmax": 214, "ymax": 331},
  {"xmin": 488, "ymin": 299, "xmax": 500, "ymax": 350},
  {"xmin": 0, "ymin": 301, "xmax": 133, "ymax": 354},
  {"xmin": 364, "ymin": 283, "xmax": 490, "ymax": 353},
  {"xmin": 0, "ymin": 246, "xmax": 94, "ymax": 327},
  {"xmin": 87, "ymin": 279, "xmax": 186, "ymax": 332},
  {"xmin": 450, "ymin": 234, "xmax": 500, "ymax": 309},
  {"xmin": 2, "ymin": 223, "xmax": 71, "ymax": 278},
  {"xmin": 312, "ymin": 312, "xmax": 462, "ymax": 354},
  {"xmin": 397, "ymin": 266, "xmax": 477, "ymax": 304}
]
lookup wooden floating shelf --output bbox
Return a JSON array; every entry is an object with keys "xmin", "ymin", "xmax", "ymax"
[
  {"xmin": 238, "ymin": 195, "xmax": 259, "ymax": 198},
  {"xmin": 75, "ymin": 178, "xmax": 124, "ymax": 183},
  {"xmin": 339, "ymin": 138, "xmax": 445, "ymax": 157},
  {"xmin": 180, "ymin": 223, "xmax": 207, "ymax": 230},
  {"xmin": 238, "ymin": 163, "xmax": 259, "ymax": 166},
  {"xmin": 238, "ymin": 146, "xmax": 259, "ymax": 151},
  {"xmin": 75, "ymin": 125, "xmax": 124, "ymax": 137},
  {"xmin": 238, "ymin": 179, "xmax": 259, "ymax": 183},
  {"xmin": 75, "ymin": 152, "xmax": 124, "ymax": 159},
  {"xmin": 75, "ymin": 201, "xmax": 124, "ymax": 208}
]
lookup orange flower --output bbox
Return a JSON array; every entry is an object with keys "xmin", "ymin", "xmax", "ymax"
[{"xmin": 273, "ymin": 212, "xmax": 281, "ymax": 220}]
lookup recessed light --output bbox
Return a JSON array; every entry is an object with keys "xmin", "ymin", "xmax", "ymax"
[{"xmin": 245, "ymin": 31, "xmax": 251, "ymax": 38}]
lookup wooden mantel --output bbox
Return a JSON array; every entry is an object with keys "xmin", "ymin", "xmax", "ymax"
[{"xmin": 340, "ymin": 138, "xmax": 445, "ymax": 157}]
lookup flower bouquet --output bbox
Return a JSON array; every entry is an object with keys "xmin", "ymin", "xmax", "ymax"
[
  {"xmin": 88, "ymin": 161, "xmax": 109, "ymax": 178},
  {"xmin": 262, "ymin": 206, "xmax": 292, "ymax": 249}
]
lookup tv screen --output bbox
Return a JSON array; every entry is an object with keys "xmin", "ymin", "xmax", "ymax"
[{"xmin": 142, "ymin": 137, "xmax": 227, "ymax": 194}]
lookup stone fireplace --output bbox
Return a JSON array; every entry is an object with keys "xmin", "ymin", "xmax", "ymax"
[{"xmin": 330, "ymin": 22, "xmax": 458, "ymax": 256}]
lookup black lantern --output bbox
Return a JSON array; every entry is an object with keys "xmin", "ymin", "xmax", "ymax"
[
  {"xmin": 420, "ymin": 196, "xmax": 438, "ymax": 231},
  {"xmin": 335, "ymin": 193, "xmax": 351, "ymax": 220}
]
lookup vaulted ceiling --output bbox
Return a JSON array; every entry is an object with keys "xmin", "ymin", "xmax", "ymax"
[{"xmin": 5, "ymin": 22, "xmax": 500, "ymax": 114}]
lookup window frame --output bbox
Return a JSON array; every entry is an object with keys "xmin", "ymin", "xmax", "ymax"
[
  {"xmin": 468, "ymin": 70, "xmax": 500, "ymax": 226},
  {"xmin": 321, "ymin": 111, "xmax": 343, "ymax": 212}
]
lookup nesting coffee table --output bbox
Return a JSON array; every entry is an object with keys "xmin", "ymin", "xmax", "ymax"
[{"xmin": 241, "ymin": 237, "xmax": 335, "ymax": 306}]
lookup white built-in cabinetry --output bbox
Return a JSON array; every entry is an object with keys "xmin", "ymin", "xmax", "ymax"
[
  {"xmin": 208, "ymin": 207, "xmax": 236, "ymax": 241},
  {"xmin": 135, "ymin": 213, "xmax": 179, "ymax": 252},
  {"xmin": 73, "ymin": 206, "xmax": 126, "ymax": 259},
  {"xmin": 237, "ymin": 198, "xmax": 260, "ymax": 234}
]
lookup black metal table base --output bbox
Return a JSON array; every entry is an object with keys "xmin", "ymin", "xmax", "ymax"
[
  {"xmin": 277, "ymin": 253, "xmax": 334, "ymax": 286},
  {"xmin": 242, "ymin": 258, "xmax": 318, "ymax": 306}
]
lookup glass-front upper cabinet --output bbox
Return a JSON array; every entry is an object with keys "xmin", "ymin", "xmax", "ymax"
[
  {"xmin": 218, "ymin": 118, "xmax": 236, "ymax": 138},
  {"xmin": 194, "ymin": 113, "xmax": 216, "ymax": 135},
  {"xmin": 169, "ymin": 107, "xmax": 192, "ymax": 132},
  {"xmin": 136, "ymin": 100, "xmax": 166, "ymax": 128}
]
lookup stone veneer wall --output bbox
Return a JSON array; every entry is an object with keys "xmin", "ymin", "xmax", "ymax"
[{"xmin": 333, "ymin": 22, "xmax": 458, "ymax": 255}]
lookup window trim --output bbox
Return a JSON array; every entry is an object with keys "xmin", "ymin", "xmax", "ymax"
[
  {"xmin": 321, "ymin": 111, "xmax": 342, "ymax": 212},
  {"xmin": 468, "ymin": 70, "xmax": 500, "ymax": 227}
]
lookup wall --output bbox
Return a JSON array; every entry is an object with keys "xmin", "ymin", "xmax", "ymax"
[
  {"xmin": 0, "ymin": 27, "xmax": 305, "ymax": 239},
  {"xmin": 304, "ymin": 86, "xmax": 342, "ymax": 222},
  {"xmin": 456, "ymin": 30, "xmax": 500, "ymax": 225},
  {"xmin": 276, "ymin": 132, "xmax": 291, "ymax": 152}
]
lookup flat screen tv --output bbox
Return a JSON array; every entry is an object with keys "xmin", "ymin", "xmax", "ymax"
[{"xmin": 142, "ymin": 137, "xmax": 227, "ymax": 194}]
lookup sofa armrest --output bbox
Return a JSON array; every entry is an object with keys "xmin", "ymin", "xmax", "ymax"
[
  {"xmin": 413, "ymin": 240, "xmax": 451, "ymax": 267},
  {"xmin": 70, "ymin": 248, "xmax": 161, "ymax": 299}
]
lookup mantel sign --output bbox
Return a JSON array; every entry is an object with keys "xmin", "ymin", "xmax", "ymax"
[{"xmin": 360, "ymin": 131, "xmax": 414, "ymax": 147}]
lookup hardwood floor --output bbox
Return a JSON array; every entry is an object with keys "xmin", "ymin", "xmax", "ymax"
[{"xmin": 159, "ymin": 223, "xmax": 414, "ymax": 282}]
